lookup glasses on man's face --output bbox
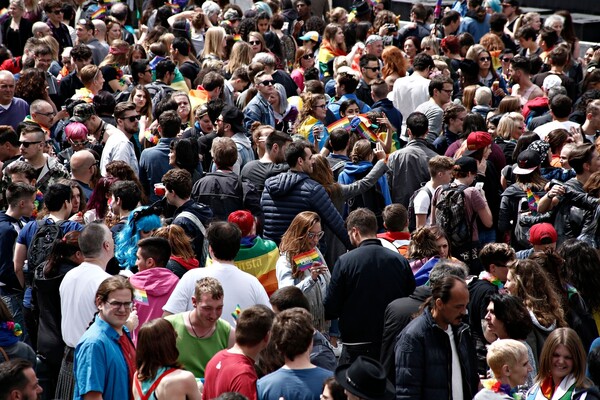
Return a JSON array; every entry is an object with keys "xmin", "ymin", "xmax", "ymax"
[
  {"xmin": 88, "ymin": 160, "xmax": 99, "ymax": 169},
  {"xmin": 123, "ymin": 115, "xmax": 140, "ymax": 122},
  {"xmin": 307, "ymin": 231, "xmax": 325, "ymax": 240},
  {"xmin": 259, "ymin": 80, "xmax": 275, "ymax": 87},
  {"xmin": 37, "ymin": 111, "xmax": 55, "ymax": 118},
  {"xmin": 19, "ymin": 140, "xmax": 42, "ymax": 148},
  {"xmin": 249, "ymin": 40, "xmax": 261, "ymax": 46},
  {"xmin": 105, "ymin": 300, "xmax": 133, "ymax": 310},
  {"xmin": 364, "ymin": 66, "xmax": 380, "ymax": 72},
  {"xmin": 502, "ymin": 57, "xmax": 513, "ymax": 62}
]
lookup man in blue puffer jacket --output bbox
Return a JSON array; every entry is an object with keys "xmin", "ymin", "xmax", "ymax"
[
  {"xmin": 261, "ymin": 141, "xmax": 351, "ymax": 249},
  {"xmin": 395, "ymin": 275, "xmax": 479, "ymax": 400}
]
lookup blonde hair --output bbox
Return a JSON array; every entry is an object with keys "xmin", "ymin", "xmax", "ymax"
[
  {"xmin": 328, "ymin": 7, "xmax": 347, "ymax": 24},
  {"xmin": 99, "ymin": 39, "xmax": 129, "ymax": 67},
  {"xmin": 421, "ymin": 36, "xmax": 440, "ymax": 55},
  {"xmin": 226, "ymin": 41, "xmax": 252, "ymax": 74},
  {"xmin": 39, "ymin": 35, "xmax": 59, "ymax": 60},
  {"xmin": 497, "ymin": 112, "xmax": 524, "ymax": 140},
  {"xmin": 486, "ymin": 339, "xmax": 528, "ymax": 378},
  {"xmin": 202, "ymin": 27, "xmax": 226, "ymax": 60}
]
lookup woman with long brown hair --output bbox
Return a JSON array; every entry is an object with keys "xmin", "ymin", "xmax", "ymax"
[
  {"xmin": 505, "ymin": 259, "xmax": 567, "ymax": 363},
  {"xmin": 134, "ymin": 318, "xmax": 201, "ymax": 399},
  {"xmin": 153, "ymin": 225, "xmax": 199, "ymax": 278},
  {"xmin": 466, "ymin": 44, "xmax": 508, "ymax": 106},
  {"xmin": 526, "ymin": 328, "xmax": 593, "ymax": 399},
  {"xmin": 277, "ymin": 211, "xmax": 331, "ymax": 332},
  {"xmin": 318, "ymin": 23, "xmax": 346, "ymax": 78},
  {"xmin": 291, "ymin": 46, "xmax": 316, "ymax": 92}
]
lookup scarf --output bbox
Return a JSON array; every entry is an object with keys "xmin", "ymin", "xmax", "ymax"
[
  {"xmin": 479, "ymin": 271, "xmax": 504, "ymax": 290},
  {"xmin": 0, "ymin": 321, "xmax": 22, "ymax": 347},
  {"xmin": 320, "ymin": 40, "xmax": 346, "ymax": 58},
  {"xmin": 170, "ymin": 255, "xmax": 199, "ymax": 271},
  {"xmin": 530, "ymin": 375, "xmax": 577, "ymax": 400}
]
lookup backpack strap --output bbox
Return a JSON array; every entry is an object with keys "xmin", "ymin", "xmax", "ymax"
[
  {"xmin": 177, "ymin": 211, "xmax": 207, "ymax": 237},
  {"xmin": 134, "ymin": 368, "xmax": 178, "ymax": 400}
]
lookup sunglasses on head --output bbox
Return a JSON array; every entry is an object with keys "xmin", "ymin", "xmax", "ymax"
[
  {"xmin": 260, "ymin": 80, "xmax": 275, "ymax": 86},
  {"xmin": 19, "ymin": 140, "xmax": 42, "ymax": 147}
]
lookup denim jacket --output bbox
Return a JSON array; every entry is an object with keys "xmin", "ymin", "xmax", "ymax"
[{"xmin": 243, "ymin": 93, "xmax": 275, "ymax": 132}]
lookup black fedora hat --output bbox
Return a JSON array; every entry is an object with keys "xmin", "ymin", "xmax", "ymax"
[{"xmin": 335, "ymin": 356, "xmax": 394, "ymax": 400}]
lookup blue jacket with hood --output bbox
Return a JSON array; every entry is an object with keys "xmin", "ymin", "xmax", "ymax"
[{"xmin": 261, "ymin": 171, "xmax": 351, "ymax": 249}]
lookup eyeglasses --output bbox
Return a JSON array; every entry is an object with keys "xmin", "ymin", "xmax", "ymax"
[
  {"xmin": 37, "ymin": 111, "xmax": 55, "ymax": 117},
  {"xmin": 307, "ymin": 231, "xmax": 325, "ymax": 240},
  {"xmin": 314, "ymin": 103, "xmax": 327, "ymax": 109},
  {"xmin": 70, "ymin": 139, "xmax": 89, "ymax": 146},
  {"xmin": 259, "ymin": 80, "xmax": 275, "ymax": 87},
  {"xmin": 249, "ymin": 40, "xmax": 261, "ymax": 45},
  {"xmin": 88, "ymin": 160, "xmax": 99, "ymax": 169},
  {"xmin": 50, "ymin": 9, "xmax": 63, "ymax": 14},
  {"xmin": 122, "ymin": 115, "xmax": 140, "ymax": 122},
  {"xmin": 479, "ymin": 57, "xmax": 491, "ymax": 62},
  {"xmin": 105, "ymin": 300, "xmax": 133, "ymax": 310},
  {"xmin": 19, "ymin": 140, "xmax": 42, "ymax": 147},
  {"xmin": 302, "ymin": 54, "xmax": 314, "ymax": 60},
  {"xmin": 364, "ymin": 66, "xmax": 380, "ymax": 72},
  {"xmin": 440, "ymin": 89, "xmax": 454, "ymax": 94}
]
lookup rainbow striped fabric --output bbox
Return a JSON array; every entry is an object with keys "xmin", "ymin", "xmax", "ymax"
[{"xmin": 293, "ymin": 248, "xmax": 322, "ymax": 271}]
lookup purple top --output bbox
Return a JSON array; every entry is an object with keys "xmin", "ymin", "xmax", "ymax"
[{"xmin": 0, "ymin": 97, "xmax": 29, "ymax": 130}]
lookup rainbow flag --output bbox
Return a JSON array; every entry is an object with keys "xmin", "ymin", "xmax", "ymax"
[
  {"xmin": 231, "ymin": 304, "xmax": 242, "ymax": 322},
  {"xmin": 350, "ymin": 115, "xmax": 379, "ymax": 142},
  {"xmin": 233, "ymin": 34, "xmax": 242, "ymax": 42},
  {"xmin": 293, "ymin": 249, "xmax": 322, "ymax": 271},
  {"xmin": 134, "ymin": 288, "xmax": 149, "ymax": 305},
  {"xmin": 90, "ymin": 6, "xmax": 107, "ymax": 19},
  {"xmin": 327, "ymin": 116, "xmax": 351, "ymax": 132},
  {"xmin": 525, "ymin": 187, "xmax": 539, "ymax": 215}
]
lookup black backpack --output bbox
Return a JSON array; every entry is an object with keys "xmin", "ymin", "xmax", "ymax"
[
  {"xmin": 27, "ymin": 220, "xmax": 67, "ymax": 286},
  {"xmin": 346, "ymin": 169, "xmax": 386, "ymax": 229},
  {"xmin": 434, "ymin": 183, "xmax": 473, "ymax": 248},
  {"xmin": 407, "ymin": 184, "xmax": 432, "ymax": 233}
]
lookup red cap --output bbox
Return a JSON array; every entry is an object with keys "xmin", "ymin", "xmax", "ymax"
[
  {"xmin": 227, "ymin": 210, "xmax": 255, "ymax": 237},
  {"xmin": 466, "ymin": 131, "xmax": 492, "ymax": 151},
  {"xmin": 529, "ymin": 223, "xmax": 557, "ymax": 245}
]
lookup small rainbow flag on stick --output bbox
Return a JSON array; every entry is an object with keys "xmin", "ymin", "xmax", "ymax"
[
  {"xmin": 134, "ymin": 288, "xmax": 149, "ymax": 305},
  {"xmin": 293, "ymin": 249, "xmax": 322, "ymax": 271},
  {"xmin": 327, "ymin": 115, "xmax": 379, "ymax": 143},
  {"xmin": 231, "ymin": 304, "xmax": 242, "ymax": 322},
  {"xmin": 90, "ymin": 6, "xmax": 107, "ymax": 19}
]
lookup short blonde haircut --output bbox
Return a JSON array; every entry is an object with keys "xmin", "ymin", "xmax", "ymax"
[
  {"xmin": 486, "ymin": 339, "xmax": 528, "ymax": 378},
  {"xmin": 497, "ymin": 112, "xmax": 524, "ymax": 140}
]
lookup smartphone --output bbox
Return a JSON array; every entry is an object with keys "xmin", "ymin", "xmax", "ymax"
[{"xmin": 475, "ymin": 182, "xmax": 484, "ymax": 190}]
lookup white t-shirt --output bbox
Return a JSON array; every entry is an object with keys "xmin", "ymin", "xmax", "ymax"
[
  {"xmin": 533, "ymin": 120, "xmax": 580, "ymax": 140},
  {"xmin": 59, "ymin": 262, "xmax": 110, "ymax": 347},
  {"xmin": 446, "ymin": 326, "xmax": 464, "ymax": 400},
  {"xmin": 163, "ymin": 261, "xmax": 271, "ymax": 326},
  {"xmin": 413, "ymin": 182, "xmax": 435, "ymax": 226}
]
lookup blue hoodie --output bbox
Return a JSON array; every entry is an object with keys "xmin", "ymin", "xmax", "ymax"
[{"xmin": 337, "ymin": 161, "xmax": 392, "ymax": 206}]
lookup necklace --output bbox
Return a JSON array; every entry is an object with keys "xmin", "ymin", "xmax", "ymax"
[{"xmin": 187, "ymin": 311, "xmax": 214, "ymax": 338}]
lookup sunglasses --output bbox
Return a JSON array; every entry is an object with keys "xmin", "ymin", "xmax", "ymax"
[
  {"xmin": 19, "ymin": 140, "xmax": 42, "ymax": 147},
  {"xmin": 249, "ymin": 40, "xmax": 261, "ymax": 45},
  {"xmin": 479, "ymin": 57, "xmax": 491, "ymax": 62},
  {"xmin": 302, "ymin": 54, "xmax": 314, "ymax": 60},
  {"xmin": 502, "ymin": 57, "xmax": 513, "ymax": 62},
  {"xmin": 259, "ymin": 80, "xmax": 275, "ymax": 86},
  {"xmin": 123, "ymin": 115, "xmax": 140, "ymax": 122},
  {"xmin": 71, "ymin": 139, "xmax": 89, "ymax": 146},
  {"xmin": 364, "ymin": 66, "xmax": 380, "ymax": 72}
]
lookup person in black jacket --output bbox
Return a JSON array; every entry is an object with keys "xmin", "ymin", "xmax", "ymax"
[
  {"xmin": 395, "ymin": 275, "xmax": 479, "ymax": 400},
  {"xmin": 324, "ymin": 208, "xmax": 415, "ymax": 365},
  {"xmin": 380, "ymin": 259, "xmax": 468, "ymax": 382}
]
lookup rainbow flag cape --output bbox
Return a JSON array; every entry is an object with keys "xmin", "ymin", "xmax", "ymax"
[
  {"xmin": 90, "ymin": 6, "xmax": 107, "ymax": 19},
  {"xmin": 293, "ymin": 248, "xmax": 322, "ymax": 271}
]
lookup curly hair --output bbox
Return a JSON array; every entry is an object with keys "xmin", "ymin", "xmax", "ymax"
[
  {"xmin": 279, "ymin": 211, "xmax": 321, "ymax": 279},
  {"xmin": 105, "ymin": 160, "xmax": 148, "ymax": 205},
  {"xmin": 115, "ymin": 206, "xmax": 162, "ymax": 269},
  {"xmin": 408, "ymin": 226, "xmax": 440, "ymax": 260},
  {"xmin": 507, "ymin": 258, "xmax": 567, "ymax": 328},
  {"xmin": 558, "ymin": 240, "xmax": 600, "ymax": 314},
  {"xmin": 297, "ymin": 92, "xmax": 325, "ymax": 127},
  {"xmin": 14, "ymin": 68, "xmax": 47, "ymax": 104},
  {"xmin": 373, "ymin": 10, "xmax": 396, "ymax": 32},
  {"xmin": 381, "ymin": 46, "xmax": 407, "ymax": 79}
]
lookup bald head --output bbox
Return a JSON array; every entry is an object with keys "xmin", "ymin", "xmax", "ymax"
[
  {"xmin": 70, "ymin": 150, "xmax": 96, "ymax": 180},
  {"xmin": 32, "ymin": 22, "xmax": 51, "ymax": 37},
  {"xmin": 92, "ymin": 20, "xmax": 106, "ymax": 40}
]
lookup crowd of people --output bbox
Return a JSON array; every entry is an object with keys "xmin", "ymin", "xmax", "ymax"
[{"xmin": 1, "ymin": 0, "xmax": 600, "ymax": 399}]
